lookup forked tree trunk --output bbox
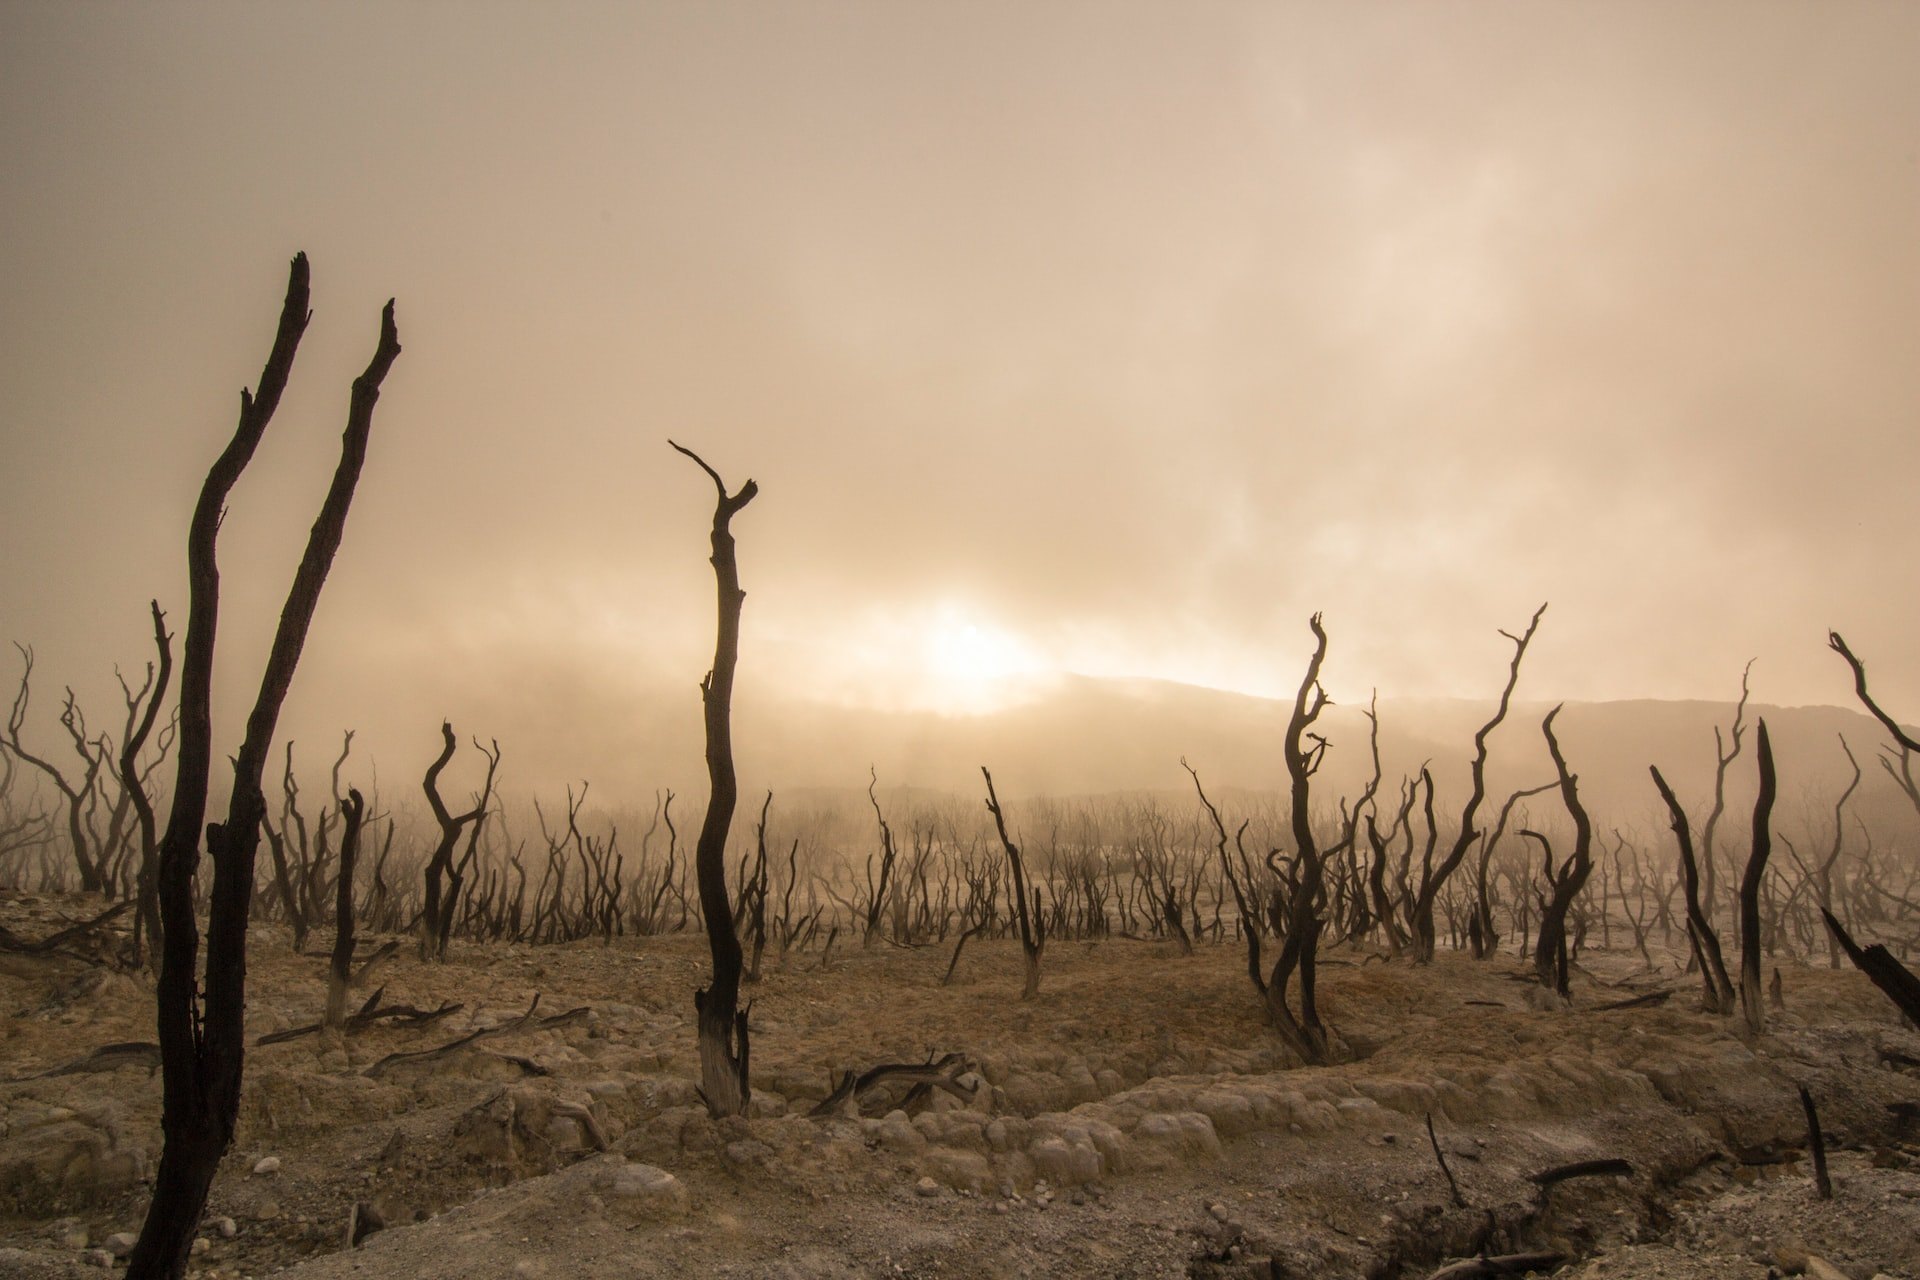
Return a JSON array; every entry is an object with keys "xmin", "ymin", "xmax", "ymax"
[
  {"xmin": 128, "ymin": 256, "xmax": 398, "ymax": 1280},
  {"xmin": 1410, "ymin": 604, "xmax": 1544, "ymax": 962},
  {"xmin": 673, "ymin": 441, "xmax": 757, "ymax": 1118}
]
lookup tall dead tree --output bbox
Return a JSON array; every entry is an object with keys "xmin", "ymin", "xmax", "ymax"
[
  {"xmin": 5, "ymin": 648, "xmax": 109, "ymax": 894},
  {"xmin": 325, "ymin": 788, "xmax": 367, "ymax": 1028},
  {"xmin": 121, "ymin": 603, "xmax": 174, "ymax": 969},
  {"xmin": 1533, "ymin": 706, "xmax": 1594, "ymax": 1001},
  {"xmin": 982, "ymin": 767, "xmax": 1044, "ymax": 999},
  {"xmin": 418, "ymin": 723, "xmax": 501, "ymax": 960},
  {"xmin": 1738, "ymin": 719, "xmax": 1777, "ymax": 1036},
  {"xmin": 1829, "ymin": 631, "xmax": 1920, "ymax": 820},
  {"xmin": 1266, "ymin": 613, "xmax": 1335, "ymax": 1063},
  {"xmin": 1650, "ymin": 765, "xmax": 1735, "ymax": 1013},
  {"xmin": 673, "ymin": 441, "xmax": 757, "ymax": 1118},
  {"xmin": 1409, "ymin": 604, "xmax": 1545, "ymax": 962},
  {"xmin": 129, "ymin": 254, "xmax": 399, "ymax": 1280},
  {"xmin": 1699, "ymin": 663, "xmax": 1754, "ymax": 926}
]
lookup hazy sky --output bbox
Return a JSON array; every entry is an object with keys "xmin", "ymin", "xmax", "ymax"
[{"xmin": 3, "ymin": 2, "xmax": 1917, "ymax": 794}]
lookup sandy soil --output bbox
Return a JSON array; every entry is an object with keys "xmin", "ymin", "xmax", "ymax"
[{"xmin": 2, "ymin": 888, "xmax": 1917, "ymax": 1279}]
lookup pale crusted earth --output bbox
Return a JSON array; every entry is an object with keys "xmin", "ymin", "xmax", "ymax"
[{"xmin": 2, "ymin": 888, "xmax": 1917, "ymax": 1279}]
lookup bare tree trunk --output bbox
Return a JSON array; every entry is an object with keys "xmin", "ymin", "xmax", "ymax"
[
  {"xmin": 1411, "ymin": 604, "xmax": 1544, "ymax": 962},
  {"xmin": 122, "ymin": 602, "xmax": 173, "ymax": 970},
  {"xmin": 982, "ymin": 767, "xmax": 1044, "ymax": 999},
  {"xmin": 673, "ymin": 441, "xmax": 756, "ymax": 1119},
  {"xmin": 129, "ymin": 256, "xmax": 398, "ymax": 1280},
  {"xmin": 1533, "ymin": 706, "xmax": 1593, "ymax": 1001},
  {"xmin": 1738, "ymin": 720, "xmax": 1777, "ymax": 1036},
  {"xmin": 1266, "ymin": 614, "xmax": 1334, "ymax": 1062},
  {"xmin": 325, "ymin": 789, "xmax": 366, "ymax": 1029},
  {"xmin": 1650, "ymin": 766, "xmax": 1735, "ymax": 1014}
]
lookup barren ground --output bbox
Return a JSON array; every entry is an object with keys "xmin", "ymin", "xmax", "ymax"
[{"xmin": 2, "ymin": 889, "xmax": 1917, "ymax": 1279}]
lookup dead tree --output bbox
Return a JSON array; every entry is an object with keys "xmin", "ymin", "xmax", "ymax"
[
  {"xmin": 673, "ymin": 441, "xmax": 757, "ymax": 1118},
  {"xmin": 1266, "ymin": 613, "xmax": 1336, "ymax": 1062},
  {"xmin": 1532, "ymin": 706, "xmax": 1593, "ymax": 1001},
  {"xmin": 982, "ymin": 767, "xmax": 1044, "ymax": 999},
  {"xmin": 129, "ymin": 254, "xmax": 399, "ymax": 1280},
  {"xmin": 325, "ymin": 789, "xmax": 367, "ymax": 1028},
  {"xmin": 1829, "ymin": 631, "xmax": 1920, "ymax": 820},
  {"xmin": 1650, "ymin": 765, "xmax": 1735, "ymax": 1013},
  {"xmin": 418, "ymin": 723, "xmax": 500, "ymax": 960},
  {"xmin": 5, "ymin": 648, "xmax": 110, "ymax": 894},
  {"xmin": 1700, "ymin": 663, "xmax": 1754, "ymax": 928},
  {"xmin": 120, "ymin": 603, "xmax": 174, "ymax": 969},
  {"xmin": 1469, "ymin": 780, "xmax": 1554, "ymax": 959},
  {"xmin": 1738, "ymin": 719, "xmax": 1778, "ymax": 1036},
  {"xmin": 1821, "ymin": 907, "xmax": 1920, "ymax": 1026},
  {"xmin": 862, "ymin": 767, "xmax": 898, "ymax": 947},
  {"xmin": 1409, "ymin": 604, "xmax": 1544, "ymax": 963}
]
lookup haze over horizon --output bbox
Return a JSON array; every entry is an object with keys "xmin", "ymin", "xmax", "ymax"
[{"xmin": 4, "ymin": 3, "xmax": 1918, "ymax": 797}]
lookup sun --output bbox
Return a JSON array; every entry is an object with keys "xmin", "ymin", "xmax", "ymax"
[{"xmin": 917, "ymin": 604, "xmax": 1045, "ymax": 713}]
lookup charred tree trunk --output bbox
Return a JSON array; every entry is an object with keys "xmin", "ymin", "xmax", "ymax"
[
  {"xmin": 1411, "ymin": 604, "xmax": 1544, "ymax": 962},
  {"xmin": 130, "ymin": 255, "xmax": 398, "ymax": 1280},
  {"xmin": 325, "ymin": 789, "xmax": 366, "ymax": 1028},
  {"xmin": 1739, "ymin": 720, "xmax": 1777, "ymax": 1036},
  {"xmin": 674, "ymin": 441, "xmax": 757, "ymax": 1119},
  {"xmin": 1533, "ymin": 706, "xmax": 1593, "ymax": 1002},
  {"xmin": 418, "ymin": 725, "xmax": 498, "ymax": 960},
  {"xmin": 1650, "ymin": 765, "xmax": 1735, "ymax": 1014},
  {"xmin": 982, "ymin": 767, "xmax": 1044, "ymax": 999},
  {"xmin": 121, "ymin": 602, "xmax": 173, "ymax": 970},
  {"xmin": 1266, "ymin": 614, "xmax": 1335, "ymax": 1063}
]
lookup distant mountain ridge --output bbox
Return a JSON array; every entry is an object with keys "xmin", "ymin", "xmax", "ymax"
[{"xmin": 736, "ymin": 674, "xmax": 1918, "ymax": 835}]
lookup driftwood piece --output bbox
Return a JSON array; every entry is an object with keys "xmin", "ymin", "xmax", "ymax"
[{"xmin": 808, "ymin": 1051, "xmax": 975, "ymax": 1118}]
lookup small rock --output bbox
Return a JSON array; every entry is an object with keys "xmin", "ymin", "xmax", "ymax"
[
  {"xmin": 83, "ymin": 1249, "xmax": 113, "ymax": 1268},
  {"xmin": 213, "ymin": 1217, "xmax": 238, "ymax": 1239},
  {"xmin": 915, "ymin": 1176, "xmax": 941, "ymax": 1198},
  {"xmin": 104, "ymin": 1233, "xmax": 138, "ymax": 1259},
  {"xmin": 1209, "ymin": 1202, "xmax": 1231, "ymax": 1222},
  {"xmin": 191, "ymin": 1238, "xmax": 211, "ymax": 1257},
  {"xmin": 57, "ymin": 1228, "xmax": 89, "ymax": 1251},
  {"xmin": 253, "ymin": 1200, "xmax": 281, "ymax": 1221},
  {"xmin": 251, "ymin": 1156, "xmax": 281, "ymax": 1176}
]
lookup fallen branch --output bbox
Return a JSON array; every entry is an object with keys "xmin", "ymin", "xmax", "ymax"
[
  {"xmin": 1588, "ymin": 990, "xmax": 1672, "ymax": 1013},
  {"xmin": 1531, "ymin": 1157, "xmax": 1633, "ymax": 1189},
  {"xmin": 0, "ymin": 901, "xmax": 133, "ymax": 957},
  {"xmin": 256, "ymin": 985, "xmax": 464, "ymax": 1046},
  {"xmin": 1427, "ymin": 1252, "xmax": 1567, "ymax": 1280},
  {"xmin": 360, "ymin": 995, "xmax": 588, "ymax": 1077},
  {"xmin": 808, "ymin": 1051, "xmax": 975, "ymax": 1118},
  {"xmin": 10, "ymin": 1040, "xmax": 161, "ymax": 1082}
]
